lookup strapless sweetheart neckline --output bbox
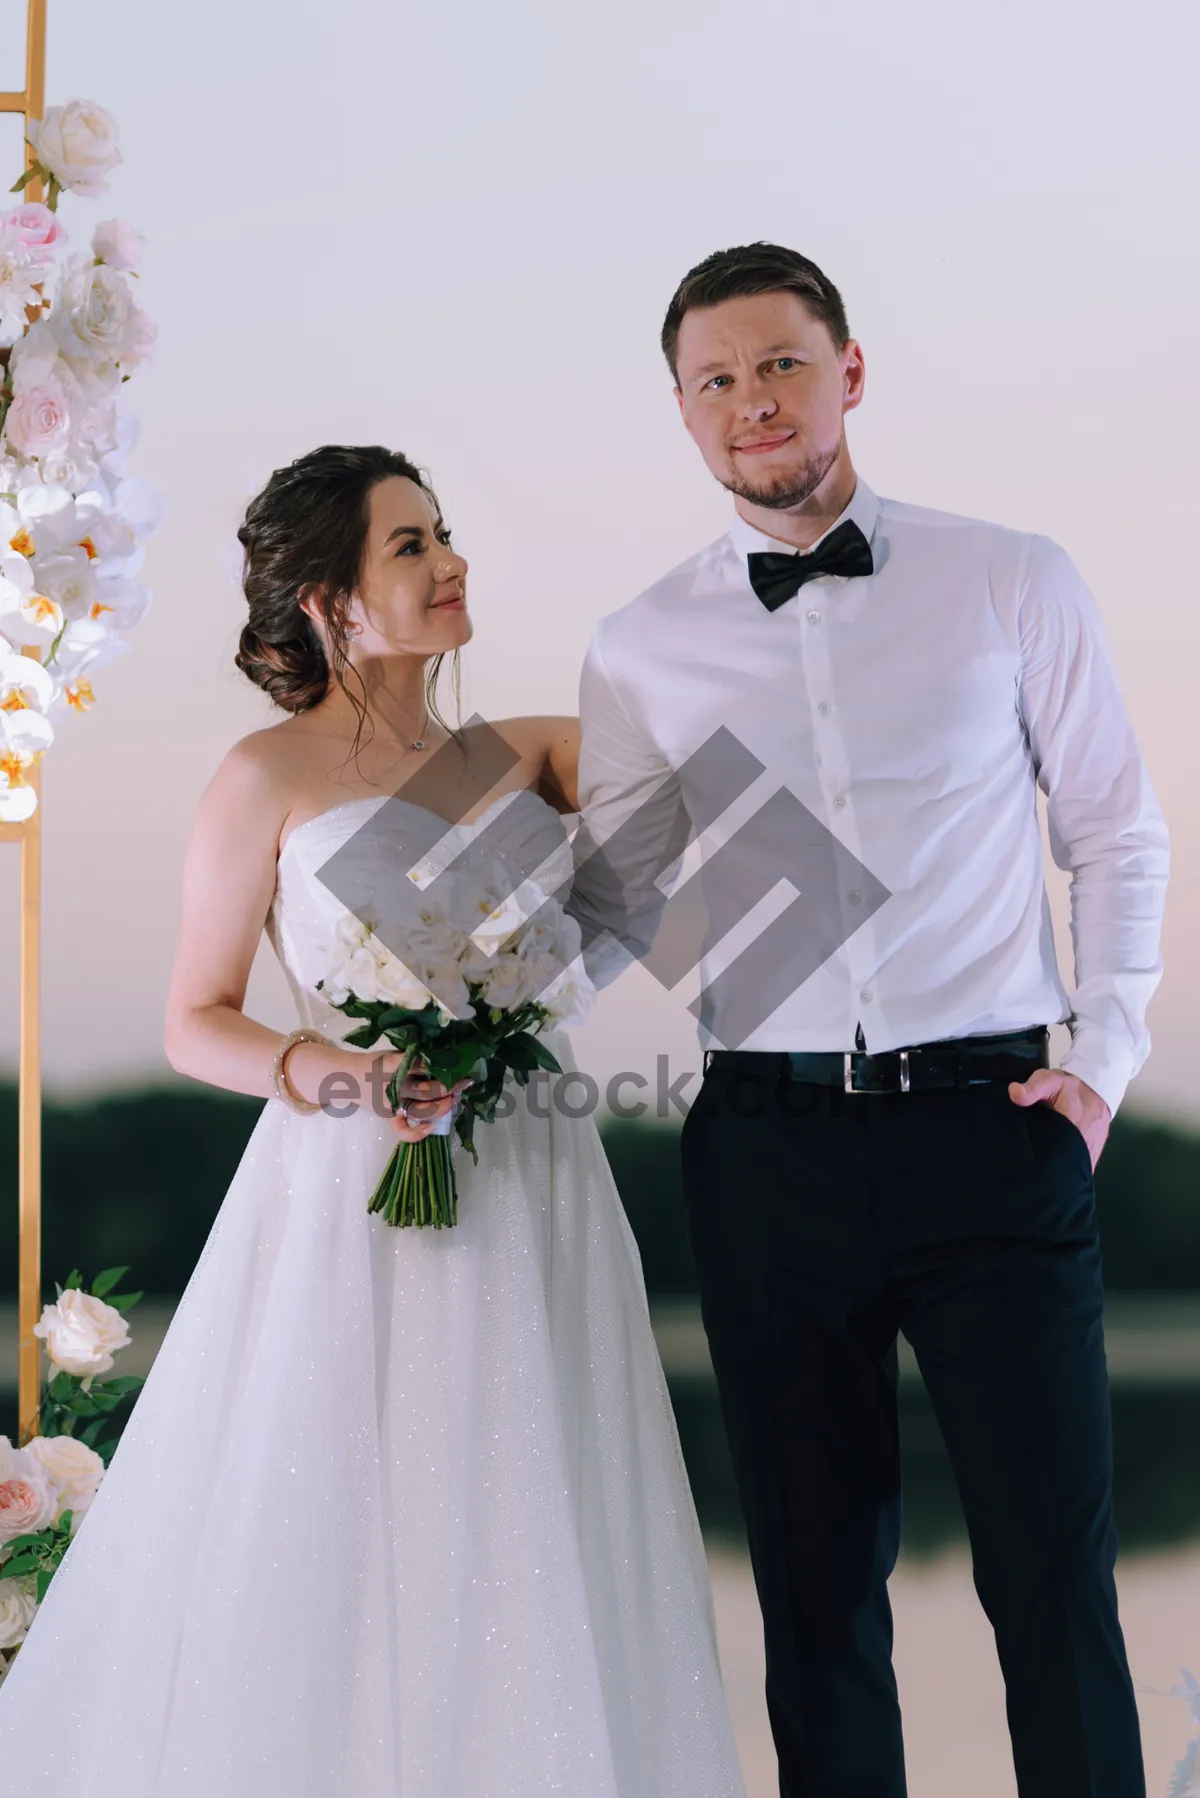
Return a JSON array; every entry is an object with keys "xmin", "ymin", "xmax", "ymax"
[{"xmin": 277, "ymin": 787, "xmax": 541, "ymax": 865}]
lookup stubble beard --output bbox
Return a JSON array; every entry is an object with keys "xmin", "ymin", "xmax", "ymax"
[{"xmin": 719, "ymin": 441, "xmax": 841, "ymax": 512}]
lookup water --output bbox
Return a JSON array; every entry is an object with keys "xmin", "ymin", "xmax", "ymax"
[{"xmin": 5, "ymin": 1298, "xmax": 1199, "ymax": 1794}]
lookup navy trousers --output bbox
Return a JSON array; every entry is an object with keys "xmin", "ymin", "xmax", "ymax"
[{"xmin": 679, "ymin": 1061, "xmax": 1144, "ymax": 1798}]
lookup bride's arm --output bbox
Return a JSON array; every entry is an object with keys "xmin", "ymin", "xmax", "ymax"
[
  {"xmin": 534, "ymin": 716, "xmax": 580, "ymax": 813},
  {"xmin": 163, "ymin": 741, "xmax": 465, "ymax": 1136}
]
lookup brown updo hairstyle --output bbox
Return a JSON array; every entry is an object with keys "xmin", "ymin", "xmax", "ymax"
[{"xmin": 234, "ymin": 444, "xmax": 464, "ymax": 765}]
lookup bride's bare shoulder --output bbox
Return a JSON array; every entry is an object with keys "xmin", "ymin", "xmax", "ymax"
[
  {"xmin": 195, "ymin": 723, "xmax": 302, "ymax": 834},
  {"xmin": 488, "ymin": 714, "xmax": 578, "ymax": 754}
]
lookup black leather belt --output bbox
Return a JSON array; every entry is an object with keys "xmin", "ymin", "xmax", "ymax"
[{"xmin": 703, "ymin": 1026, "xmax": 1050, "ymax": 1094}]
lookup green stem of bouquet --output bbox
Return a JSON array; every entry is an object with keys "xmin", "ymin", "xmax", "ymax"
[{"xmin": 367, "ymin": 1133, "xmax": 458, "ymax": 1229}]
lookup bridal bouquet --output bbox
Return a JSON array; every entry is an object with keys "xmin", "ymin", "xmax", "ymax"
[
  {"xmin": 317, "ymin": 863, "xmax": 594, "ymax": 1229},
  {"xmin": 1, "ymin": 99, "xmax": 163, "ymax": 823},
  {"xmin": 0, "ymin": 1267, "xmax": 144, "ymax": 1682}
]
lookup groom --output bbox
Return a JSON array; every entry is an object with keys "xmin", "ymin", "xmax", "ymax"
[{"xmin": 570, "ymin": 242, "xmax": 1169, "ymax": 1796}]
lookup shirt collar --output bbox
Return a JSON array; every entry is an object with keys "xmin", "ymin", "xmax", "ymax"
[{"xmin": 727, "ymin": 474, "xmax": 880, "ymax": 564}]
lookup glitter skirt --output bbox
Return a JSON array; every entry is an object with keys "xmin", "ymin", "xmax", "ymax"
[{"xmin": 0, "ymin": 1028, "xmax": 746, "ymax": 1797}]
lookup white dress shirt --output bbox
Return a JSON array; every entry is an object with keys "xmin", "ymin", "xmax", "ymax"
[{"xmin": 573, "ymin": 475, "xmax": 1169, "ymax": 1117}]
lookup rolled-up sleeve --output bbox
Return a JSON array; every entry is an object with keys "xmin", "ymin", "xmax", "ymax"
[{"xmin": 1017, "ymin": 533, "xmax": 1170, "ymax": 1115}]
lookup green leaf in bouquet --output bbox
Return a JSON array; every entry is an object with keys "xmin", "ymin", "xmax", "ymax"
[
  {"xmin": 498, "ymin": 1032, "xmax": 562, "ymax": 1076},
  {"xmin": 375, "ymin": 1004, "xmax": 430, "ymax": 1031},
  {"xmin": 94, "ymin": 1438, "xmax": 120, "ymax": 1467},
  {"xmin": 36, "ymin": 1569, "xmax": 55, "ymax": 1603},
  {"xmin": 47, "ymin": 1370, "xmax": 76, "ymax": 1401},
  {"xmin": 77, "ymin": 1418, "xmax": 108, "ymax": 1447},
  {"xmin": 89, "ymin": 1266, "xmax": 130, "ymax": 1299},
  {"xmin": 63, "ymin": 1393, "xmax": 100, "ymax": 1417},
  {"xmin": 521, "ymin": 1034, "xmax": 564, "ymax": 1074},
  {"xmin": 63, "ymin": 1270, "xmax": 84, "ymax": 1290},
  {"xmin": 104, "ymin": 1290, "xmax": 144, "ymax": 1313},
  {"xmin": 342, "ymin": 1023, "xmax": 385, "ymax": 1050}
]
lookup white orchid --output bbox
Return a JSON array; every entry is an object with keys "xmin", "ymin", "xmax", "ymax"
[
  {"xmin": 29, "ymin": 546, "xmax": 96, "ymax": 623},
  {"xmin": 0, "ymin": 223, "xmax": 42, "ymax": 348},
  {"xmin": 0, "ymin": 749, "xmax": 39, "ymax": 822},
  {"xmin": 0, "ymin": 107, "xmax": 157, "ymax": 809}
]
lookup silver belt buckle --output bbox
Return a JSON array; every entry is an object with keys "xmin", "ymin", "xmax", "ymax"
[{"xmin": 844, "ymin": 1049, "xmax": 911, "ymax": 1093}]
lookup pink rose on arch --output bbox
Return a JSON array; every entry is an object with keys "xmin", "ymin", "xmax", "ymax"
[
  {"xmin": 0, "ymin": 1473, "xmax": 57, "ymax": 1545},
  {"xmin": 2, "ymin": 381, "xmax": 72, "ymax": 459},
  {"xmin": 7, "ymin": 202, "xmax": 65, "ymax": 266}
]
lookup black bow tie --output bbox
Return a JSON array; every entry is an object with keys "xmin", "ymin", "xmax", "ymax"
[{"xmin": 746, "ymin": 518, "xmax": 875, "ymax": 612}]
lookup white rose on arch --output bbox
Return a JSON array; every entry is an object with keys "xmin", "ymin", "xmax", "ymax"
[
  {"xmin": 91, "ymin": 218, "xmax": 143, "ymax": 272},
  {"xmin": 25, "ymin": 100, "xmax": 122, "ymax": 205},
  {"xmin": 0, "ymin": 1576, "xmax": 37, "ymax": 1652},
  {"xmin": 33, "ymin": 1288, "xmax": 131, "ymax": 1378},
  {"xmin": 24, "ymin": 1434, "xmax": 105, "ymax": 1528},
  {"xmin": 50, "ymin": 256, "xmax": 142, "ymax": 370}
]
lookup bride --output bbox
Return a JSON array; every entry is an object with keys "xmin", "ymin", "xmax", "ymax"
[{"xmin": 0, "ymin": 444, "xmax": 747, "ymax": 1797}]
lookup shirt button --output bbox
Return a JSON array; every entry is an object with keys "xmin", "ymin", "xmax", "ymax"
[
  {"xmin": 833, "ymin": 794, "xmax": 847, "ymax": 810},
  {"xmin": 817, "ymin": 702, "xmax": 832, "ymax": 716},
  {"xmin": 861, "ymin": 988, "xmax": 874, "ymax": 1003},
  {"xmin": 848, "ymin": 889, "xmax": 862, "ymax": 904},
  {"xmin": 806, "ymin": 609, "xmax": 821, "ymax": 624}
]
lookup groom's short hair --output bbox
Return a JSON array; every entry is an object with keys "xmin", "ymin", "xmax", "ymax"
[{"xmin": 661, "ymin": 242, "xmax": 850, "ymax": 384}]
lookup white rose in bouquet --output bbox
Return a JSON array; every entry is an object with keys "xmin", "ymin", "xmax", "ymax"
[
  {"xmin": 91, "ymin": 218, "xmax": 143, "ymax": 272},
  {"xmin": 374, "ymin": 950, "xmax": 436, "ymax": 1010},
  {"xmin": 33, "ymin": 1288, "xmax": 131, "ymax": 1378},
  {"xmin": 25, "ymin": 1434, "xmax": 105, "ymax": 1528},
  {"xmin": 28, "ymin": 100, "xmax": 122, "ymax": 200},
  {"xmin": 477, "ymin": 949, "xmax": 540, "ymax": 1012},
  {"xmin": 0, "ymin": 1577, "xmax": 37, "ymax": 1652}
]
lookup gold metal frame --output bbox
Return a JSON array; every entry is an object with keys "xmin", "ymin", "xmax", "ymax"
[{"xmin": 1, "ymin": 0, "xmax": 49, "ymax": 1443}]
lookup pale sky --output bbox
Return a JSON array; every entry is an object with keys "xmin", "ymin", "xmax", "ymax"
[{"xmin": 1, "ymin": 0, "xmax": 1196, "ymax": 1122}]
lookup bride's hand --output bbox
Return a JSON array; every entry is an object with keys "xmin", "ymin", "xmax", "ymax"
[{"xmin": 380, "ymin": 1051, "xmax": 474, "ymax": 1142}]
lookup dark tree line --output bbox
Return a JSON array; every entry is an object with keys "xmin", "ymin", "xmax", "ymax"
[{"xmin": 1, "ymin": 1080, "xmax": 1198, "ymax": 1298}]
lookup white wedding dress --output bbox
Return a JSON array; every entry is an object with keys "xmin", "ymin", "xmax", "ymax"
[{"xmin": 0, "ymin": 790, "xmax": 746, "ymax": 1798}]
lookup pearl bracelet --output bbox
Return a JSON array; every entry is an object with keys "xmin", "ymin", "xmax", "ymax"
[{"xmin": 270, "ymin": 1027, "xmax": 336, "ymax": 1114}]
